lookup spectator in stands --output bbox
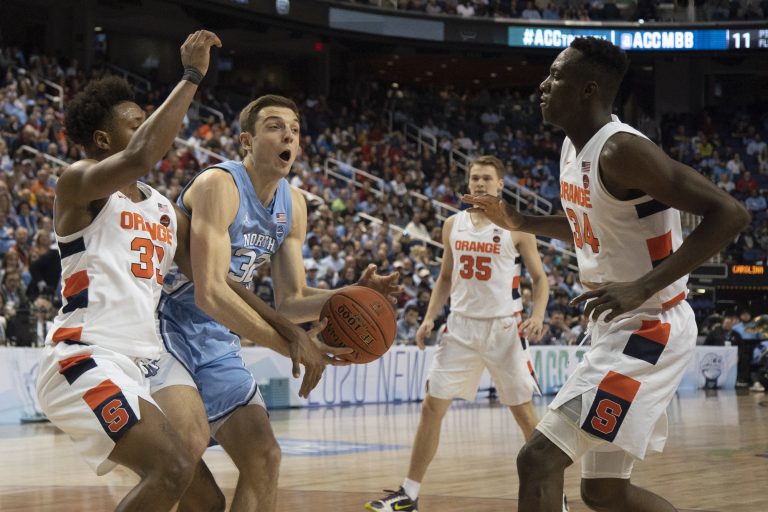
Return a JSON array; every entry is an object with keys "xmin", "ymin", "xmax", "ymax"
[
  {"xmin": 541, "ymin": 310, "xmax": 568, "ymax": 345},
  {"xmin": 745, "ymin": 188, "xmax": 767, "ymax": 214},
  {"xmin": 1, "ymin": 270, "xmax": 29, "ymax": 315},
  {"xmin": 425, "ymin": 0, "xmax": 444, "ymax": 14},
  {"xmin": 704, "ymin": 315, "xmax": 737, "ymax": 346},
  {"xmin": 733, "ymin": 309, "xmax": 760, "ymax": 387},
  {"xmin": 717, "ymin": 172, "xmax": 736, "ymax": 193},
  {"xmin": 521, "ymin": 0, "xmax": 541, "ymax": 18},
  {"xmin": 396, "ymin": 304, "xmax": 420, "ymax": 345},
  {"xmin": 456, "ymin": 0, "xmax": 476, "ymax": 16},
  {"xmin": 727, "ymin": 152, "xmax": 745, "ymax": 178},
  {"xmin": 736, "ymin": 170, "xmax": 759, "ymax": 196}
]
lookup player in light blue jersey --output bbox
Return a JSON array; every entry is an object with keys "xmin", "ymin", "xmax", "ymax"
[{"xmin": 151, "ymin": 94, "xmax": 400, "ymax": 511}]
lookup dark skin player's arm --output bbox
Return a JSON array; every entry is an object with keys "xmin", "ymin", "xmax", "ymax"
[{"xmin": 571, "ymin": 132, "xmax": 751, "ymax": 320}]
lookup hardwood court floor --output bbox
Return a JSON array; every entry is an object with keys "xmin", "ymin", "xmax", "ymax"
[{"xmin": 1, "ymin": 390, "xmax": 766, "ymax": 511}]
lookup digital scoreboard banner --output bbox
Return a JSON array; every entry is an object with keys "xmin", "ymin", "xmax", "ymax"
[{"xmin": 508, "ymin": 26, "xmax": 768, "ymax": 51}]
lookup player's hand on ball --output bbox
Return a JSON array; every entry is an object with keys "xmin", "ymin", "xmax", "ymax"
[
  {"xmin": 180, "ymin": 30, "xmax": 222, "ymax": 77},
  {"xmin": 309, "ymin": 318, "xmax": 353, "ymax": 366},
  {"xmin": 357, "ymin": 264, "xmax": 401, "ymax": 305},
  {"xmin": 570, "ymin": 280, "xmax": 651, "ymax": 322},
  {"xmin": 521, "ymin": 316, "xmax": 545, "ymax": 342},
  {"xmin": 415, "ymin": 319, "xmax": 434, "ymax": 350},
  {"xmin": 461, "ymin": 193, "xmax": 523, "ymax": 231}
]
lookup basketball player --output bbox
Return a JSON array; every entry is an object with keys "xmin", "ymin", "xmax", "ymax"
[
  {"xmin": 35, "ymin": 31, "xmax": 221, "ymax": 511},
  {"xmin": 464, "ymin": 38, "xmax": 750, "ymax": 511},
  {"xmin": 150, "ymin": 94, "xmax": 400, "ymax": 511},
  {"xmin": 366, "ymin": 155, "xmax": 551, "ymax": 512}
]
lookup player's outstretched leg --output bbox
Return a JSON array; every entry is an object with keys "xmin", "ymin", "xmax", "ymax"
[
  {"xmin": 108, "ymin": 398, "xmax": 197, "ymax": 511},
  {"xmin": 517, "ymin": 431, "xmax": 573, "ymax": 512},
  {"xmin": 581, "ymin": 478, "xmax": 676, "ymax": 512},
  {"xmin": 216, "ymin": 404, "xmax": 281, "ymax": 512}
]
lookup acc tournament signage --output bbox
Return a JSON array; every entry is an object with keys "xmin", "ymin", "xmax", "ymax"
[
  {"xmin": 508, "ymin": 26, "xmax": 768, "ymax": 51},
  {"xmin": 0, "ymin": 345, "xmax": 737, "ymax": 423}
]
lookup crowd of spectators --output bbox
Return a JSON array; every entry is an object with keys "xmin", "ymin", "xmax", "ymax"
[
  {"xmin": 342, "ymin": 0, "xmax": 768, "ymax": 21},
  {"xmin": 1, "ymin": 44, "xmax": 766, "ymax": 360}
]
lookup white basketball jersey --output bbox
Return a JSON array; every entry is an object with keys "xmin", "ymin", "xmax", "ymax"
[
  {"xmin": 47, "ymin": 182, "xmax": 177, "ymax": 360},
  {"xmin": 559, "ymin": 115, "xmax": 687, "ymax": 310},
  {"xmin": 449, "ymin": 211, "xmax": 522, "ymax": 319}
]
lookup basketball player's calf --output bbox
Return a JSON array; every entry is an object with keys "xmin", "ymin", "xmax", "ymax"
[
  {"xmin": 517, "ymin": 431, "xmax": 574, "ymax": 512},
  {"xmin": 580, "ymin": 479, "xmax": 676, "ymax": 512},
  {"xmin": 108, "ymin": 399, "xmax": 198, "ymax": 512},
  {"xmin": 215, "ymin": 404, "xmax": 282, "ymax": 512},
  {"xmin": 152, "ymin": 384, "xmax": 226, "ymax": 512}
]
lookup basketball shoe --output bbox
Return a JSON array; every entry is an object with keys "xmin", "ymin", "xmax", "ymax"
[{"xmin": 365, "ymin": 487, "xmax": 418, "ymax": 512}]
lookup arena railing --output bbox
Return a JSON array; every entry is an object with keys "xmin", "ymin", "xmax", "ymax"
[
  {"xmin": 41, "ymin": 79, "xmax": 63, "ymax": 111},
  {"xmin": 106, "ymin": 64, "xmax": 152, "ymax": 92},
  {"xmin": 173, "ymin": 137, "xmax": 228, "ymax": 164},
  {"xmin": 405, "ymin": 122, "xmax": 437, "ymax": 155},
  {"xmin": 357, "ymin": 212, "xmax": 446, "ymax": 256},
  {"xmin": 190, "ymin": 101, "xmax": 225, "ymax": 123},
  {"xmin": 19, "ymin": 146, "xmax": 70, "ymax": 168}
]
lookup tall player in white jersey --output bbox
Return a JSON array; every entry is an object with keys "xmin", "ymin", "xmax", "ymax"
[
  {"xmin": 366, "ymin": 156, "xmax": 551, "ymax": 512},
  {"xmin": 465, "ymin": 38, "xmax": 750, "ymax": 511},
  {"xmin": 35, "ymin": 32, "xmax": 221, "ymax": 511}
]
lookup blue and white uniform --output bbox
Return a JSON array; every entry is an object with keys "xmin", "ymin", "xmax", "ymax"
[{"xmin": 151, "ymin": 160, "xmax": 292, "ymax": 425}]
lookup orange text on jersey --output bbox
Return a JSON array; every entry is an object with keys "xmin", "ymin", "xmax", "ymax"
[
  {"xmin": 120, "ymin": 212, "xmax": 173, "ymax": 243},
  {"xmin": 560, "ymin": 180, "xmax": 592, "ymax": 208},
  {"xmin": 454, "ymin": 240, "xmax": 501, "ymax": 254}
]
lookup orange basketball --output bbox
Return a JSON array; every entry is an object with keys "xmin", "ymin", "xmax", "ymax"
[{"xmin": 319, "ymin": 286, "xmax": 397, "ymax": 364}]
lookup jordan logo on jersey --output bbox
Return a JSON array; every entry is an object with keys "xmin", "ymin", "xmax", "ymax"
[{"xmin": 243, "ymin": 233, "xmax": 276, "ymax": 252}]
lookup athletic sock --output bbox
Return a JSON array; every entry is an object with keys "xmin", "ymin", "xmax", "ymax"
[{"xmin": 402, "ymin": 478, "xmax": 421, "ymax": 500}]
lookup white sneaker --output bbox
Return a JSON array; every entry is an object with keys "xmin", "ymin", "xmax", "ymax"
[{"xmin": 750, "ymin": 382, "xmax": 765, "ymax": 392}]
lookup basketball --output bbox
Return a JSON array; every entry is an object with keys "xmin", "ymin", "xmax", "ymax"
[{"xmin": 319, "ymin": 286, "xmax": 397, "ymax": 364}]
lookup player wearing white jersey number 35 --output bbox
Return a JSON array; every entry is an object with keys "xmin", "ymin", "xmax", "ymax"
[
  {"xmin": 464, "ymin": 37, "xmax": 750, "ymax": 512},
  {"xmin": 366, "ymin": 155, "xmax": 553, "ymax": 512},
  {"xmin": 35, "ymin": 31, "xmax": 221, "ymax": 512}
]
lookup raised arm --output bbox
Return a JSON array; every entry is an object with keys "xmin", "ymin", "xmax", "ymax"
[
  {"xmin": 57, "ymin": 31, "xmax": 221, "ymax": 206},
  {"xmin": 415, "ymin": 216, "xmax": 455, "ymax": 349}
]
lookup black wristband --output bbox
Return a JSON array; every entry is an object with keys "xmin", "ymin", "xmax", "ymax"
[{"xmin": 182, "ymin": 66, "xmax": 204, "ymax": 85}]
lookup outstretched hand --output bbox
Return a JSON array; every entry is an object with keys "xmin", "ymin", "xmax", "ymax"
[
  {"xmin": 357, "ymin": 264, "xmax": 401, "ymax": 304},
  {"xmin": 461, "ymin": 193, "xmax": 523, "ymax": 231},
  {"xmin": 180, "ymin": 30, "xmax": 222, "ymax": 76},
  {"xmin": 570, "ymin": 281, "xmax": 651, "ymax": 322}
]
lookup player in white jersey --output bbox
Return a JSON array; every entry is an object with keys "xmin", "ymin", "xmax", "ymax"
[
  {"xmin": 464, "ymin": 38, "xmax": 750, "ymax": 511},
  {"xmin": 366, "ymin": 155, "xmax": 551, "ymax": 512},
  {"xmin": 35, "ymin": 32, "xmax": 221, "ymax": 511}
]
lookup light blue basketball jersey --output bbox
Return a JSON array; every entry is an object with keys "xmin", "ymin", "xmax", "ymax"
[{"xmin": 159, "ymin": 159, "xmax": 293, "ymax": 370}]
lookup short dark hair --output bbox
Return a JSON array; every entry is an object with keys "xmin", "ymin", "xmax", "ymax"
[
  {"xmin": 405, "ymin": 305, "xmax": 419, "ymax": 315},
  {"xmin": 239, "ymin": 94, "xmax": 300, "ymax": 135},
  {"xmin": 65, "ymin": 76, "xmax": 135, "ymax": 147},
  {"xmin": 570, "ymin": 37, "xmax": 629, "ymax": 90}
]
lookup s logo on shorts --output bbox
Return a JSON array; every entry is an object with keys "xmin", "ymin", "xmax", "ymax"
[
  {"xmin": 581, "ymin": 371, "xmax": 640, "ymax": 442},
  {"xmin": 82, "ymin": 379, "xmax": 138, "ymax": 441}
]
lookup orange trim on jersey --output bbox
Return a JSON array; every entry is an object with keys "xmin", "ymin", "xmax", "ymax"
[
  {"xmin": 633, "ymin": 320, "xmax": 671, "ymax": 346},
  {"xmin": 63, "ymin": 270, "xmax": 89, "ymax": 298},
  {"xmin": 58, "ymin": 354, "xmax": 92, "ymax": 373},
  {"xmin": 512, "ymin": 275, "xmax": 521, "ymax": 289},
  {"xmin": 662, "ymin": 292, "xmax": 685, "ymax": 311},
  {"xmin": 598, "ymin": 371, "xmax": 641, "ymax": 403},
  {"xmin": 646, "ymin": 231, "xmax": 673, "ymax": 263},
  {"xmin": 83, "ymin": 379, "xmax": 122, "ymax": 410},
  {"xmin": 52, "ymin": 327, "xmax": 83, "ymax": 343}
]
